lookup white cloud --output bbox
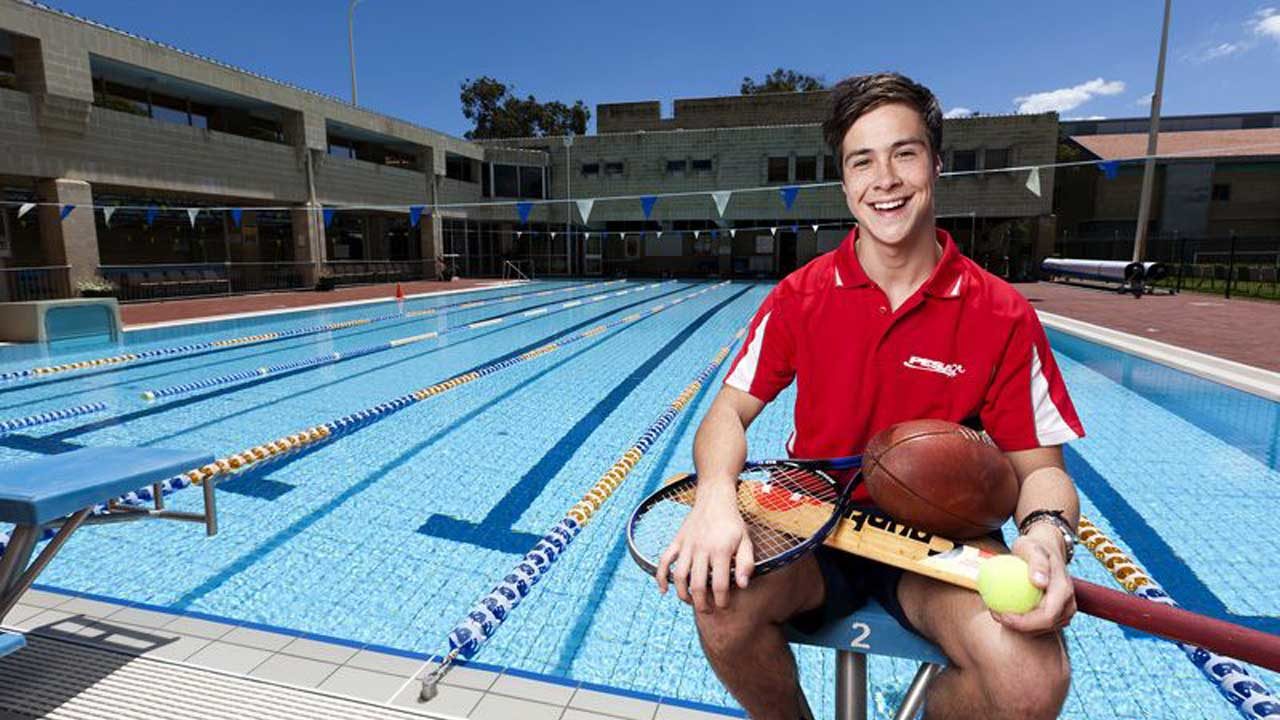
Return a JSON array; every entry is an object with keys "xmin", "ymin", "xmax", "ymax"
[
  {"xmin": 1253, "ymin": 7, "xmax": 1280, "ymax": 41},
  {"xmin": 1202, "ymin": 41, "xmax": 1246, "ymax": 59},
  {"xmin": 944, "ymin": 107, "xmax": 974, "ymax": 119},
  {"xmin": 1014, "ymin": 78, "xmax": 1125, "ymax": 114},
  {"xmin": 1065, "ymin": 115, "xmax": 1108, "ymax": 121},
  {"xmin": 1134, "ymin": 92, "xmax": 1154, "ymax": 106}
]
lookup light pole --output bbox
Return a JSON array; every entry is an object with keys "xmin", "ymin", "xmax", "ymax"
[
  {"xmin": 348, "ymin": 0, "xmax": 362, "ymax": 105},
  {"xmin": 564, "ymin": 133, "xmax": 574, "ymax": 275},
  {"xmin": 1133, "ymin": 0, "xmax": 1171, "ymax": 263}
]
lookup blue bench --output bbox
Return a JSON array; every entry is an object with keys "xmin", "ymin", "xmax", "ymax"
[
  {"xmin": 787, "ymin": 600, "xmax": 947, "ymax": 720},
  {"xmin": 0, "ymin": 446, "xmax": 212, "ymax": 657}
]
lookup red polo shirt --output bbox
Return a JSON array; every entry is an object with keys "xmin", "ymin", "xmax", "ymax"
[{"xmin": 725, "ymin": 228, "xmax": 1083, "ymax": 501}]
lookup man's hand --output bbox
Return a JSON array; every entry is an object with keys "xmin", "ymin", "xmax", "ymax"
[
  {"xmin": 991, "ymin": 524, "xmax": 1077, "ymax": 634},
  {"xmin": 655, "ymin": 480, "xmax": 754, "ymax": 613}
]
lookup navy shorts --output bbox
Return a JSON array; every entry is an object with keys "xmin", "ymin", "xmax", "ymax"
[{"xmin": 789, "ymin": 531, "xmax": 1006, "ymax": 638}]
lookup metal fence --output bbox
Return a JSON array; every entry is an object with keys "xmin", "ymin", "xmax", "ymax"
[
  {"xmin": 1053, "ymin": 234, "xmax": 1280, "ymax": 300},
  {"xmin": 0, "ymin": 266, "xmax": 71, "ymax": 302},
  {"xmin": 98, "ymin": 260, "xmax": 444, "ymax": 302}
]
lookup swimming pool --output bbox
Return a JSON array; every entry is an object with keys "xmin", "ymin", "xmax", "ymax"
[{"xmin": 1, "ymin": 280, "xmax": 1276, "ymax": 719}]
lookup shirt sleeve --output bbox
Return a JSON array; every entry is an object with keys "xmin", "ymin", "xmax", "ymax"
[
  {"xmin": 724, "ymin": 286, "xmax": 797, "ymax": 403},
  {"xmin": 980, "ymin": 307, "xmax": 1085, "ymax": 451}
]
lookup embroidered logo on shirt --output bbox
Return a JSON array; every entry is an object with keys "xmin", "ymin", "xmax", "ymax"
[{"xmin": 903, "ymin": 355, "xmax": 966, "ymax": 378}]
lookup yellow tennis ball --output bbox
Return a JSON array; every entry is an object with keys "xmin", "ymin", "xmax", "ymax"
[{"xmin": 977, "ymin": 555, "xmax": 1043, "ymax": 614}]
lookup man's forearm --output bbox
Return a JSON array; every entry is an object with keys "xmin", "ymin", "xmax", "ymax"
[
  {"xmin": 1014, "ymin": 466, "xmax": 1080, "ymax": 531},
  {"xmin": 692, "ymin": 402, "xmax": 749, "ymax": 490}
]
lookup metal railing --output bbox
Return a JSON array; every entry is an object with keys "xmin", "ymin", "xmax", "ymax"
[
  {"xmin": 320, "ymin": 260, "xmax": 434, "ymax": 287},
  {"xmin": 502, "ymin": 259, "xmax": 533, "ymax": 281},
  {"xmin": 1052, "ymin": 234, "xmax": 1280, "ymax": 300},
  {"xmin": 96, "ymin": 260, "xmax": 443, "ymax": 302},
  {"xmin": 0, "ymin": 266, "xmax": 71, "ymax": 302}
]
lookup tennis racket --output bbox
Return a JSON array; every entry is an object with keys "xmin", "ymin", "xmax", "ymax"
[
  {"xmin": 630, "ymin": 464, "xmax": 1280, "ymax": 673},
  {"xmin": 627, "ymin": 456, "xmax": 862, "ymax": 582}
]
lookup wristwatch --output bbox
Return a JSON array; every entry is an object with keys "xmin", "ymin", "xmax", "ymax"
[{"xmin": 1018, "ymin": 509, "xmax": 1076, "ymax": 564}]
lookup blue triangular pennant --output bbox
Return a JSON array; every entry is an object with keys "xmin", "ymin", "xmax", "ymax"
[
  {"xmin": 517, "ymin": 202, "xmax": 533, "ymax": 224},
  {"xmin": 230, "ymin": 208, "xmax": 243, "ymax": 228},
  {"xmin": 1097, "ymin": 161, "xmax": 1119, "ymax": 180},
  {"xmin": 58, "ymin": 204, "xmax": 75, "ymax": 221},
  {"xmin": 710, "ymin": 230, "xmax": 718, "ymax": 240},
  {"xmin": 409, "ymin": 205, "xmax": 424, "ymax": 228},
  {"xmin": 145, "ymin": 206, "xmax": 158, "ymax": 226},
  {"xmin": 780, "ymin": 186, "xmax": 800, "ymax": 210},
  {"xmin": 323, "ymin": 208, "xmax": 336, "ymax": 227},
  {"xmin": 640, "ymin": 196, "xmax": 658, "ymax": 219}
]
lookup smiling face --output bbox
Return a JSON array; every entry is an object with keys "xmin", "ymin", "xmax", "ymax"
[{"xmin": 839, "ymin": 102, "xmax": 941, "ymax": 249}]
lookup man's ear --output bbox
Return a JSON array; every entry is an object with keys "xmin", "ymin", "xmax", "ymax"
[{"xmin": 934, "ymin": 152, "xmax": 943, "ymax": 178}]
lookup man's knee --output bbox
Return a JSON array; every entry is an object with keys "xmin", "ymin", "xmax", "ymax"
[{"xmin": 969, "ymin": 632, "xmax": 1070, "ymax": 720}]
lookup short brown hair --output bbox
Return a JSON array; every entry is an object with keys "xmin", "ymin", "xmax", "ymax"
[{"xmin": 823, "ymin": 72, "xmax": 943, "ymax": 175}]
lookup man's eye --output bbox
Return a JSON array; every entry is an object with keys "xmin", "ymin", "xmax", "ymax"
[
  {"xmin": 897, "ymin": 150, "xmax": 916, "ymax": 159},
  {"xmin": 852, "ymin": 159, "xmax": 870, "ymax": 169}
]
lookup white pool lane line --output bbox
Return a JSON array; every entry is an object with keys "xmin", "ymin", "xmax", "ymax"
[{"xmin": 1038, "ymin": 310, "xmax": 1280, "ymax": 401}]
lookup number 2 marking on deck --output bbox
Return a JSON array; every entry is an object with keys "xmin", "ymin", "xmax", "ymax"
[{"xmin": 848, "ymin": 622, "xmax": 872, "ymax": 650}]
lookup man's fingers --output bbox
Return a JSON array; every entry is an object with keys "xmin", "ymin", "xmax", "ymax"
[
  {"xmin": 689, "ymin": 553, "xmax": 710, "ymax": 613},
  {"xmin": 656, "ymin": 542, "xmax": 678, "ymax": 594},
  {"xmin": 1014, "ymin": 541, "xmax": 1052, "ymax": 588},
  {"xmin": 710, "ymin": 552, "xmax": 732, "ymax": 609},
  {"xmin": 734, "ymin": 537, "xmax": 754, "ymax": 589},
  {"xmin": 672, "ymin": 544, "xmax": 694, "ymax": 604}
]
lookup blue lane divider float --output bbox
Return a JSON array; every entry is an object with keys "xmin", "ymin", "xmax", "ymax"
[
  {"xmin": 414, "ymin": 324, "xmax": 747, "ymax": 701},
  {"xmin": 139, "ymin": 281, "xmax": 667, "ymax": 401},
  {"xmin": 0, "ymin": 402, "xmax": 108, "ymax": 436},
  {"xmin": 0, "ymin": 282, "xmax": 729, "ymax": 560},
  {"xmin": 1078, "ymin": 518, "xmax": 1280, "ymax": 720},
  {"xmin": 0, "ymin": 279, "xmax": 618, "ymax": 384}
]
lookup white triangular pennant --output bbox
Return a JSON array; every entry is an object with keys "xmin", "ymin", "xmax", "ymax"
[
  {"xmin": 575, "ymin": 199, "xmax": 594, "ymax": 223},
  {"xmin": 656, "ymin": 231, "xmax": 663, "ymax": 239},
  {"xmin": 516, "ymin": 231, "xmax": 523, "ymax": 239},
  {"xmin": 812, "ymin": 224, "xmax": 820, "ymax": 233},
  {"xmin": 584, "ymin": 232, "xmax": 591, "ymax": 240},
  {"xmin": 729, "ymin": 229, "xmax": 737, "ymax": 238},
  {"xmin": 710, "ymin": 191, "xmax": 731, "ymax": 218},
  {"xmin": 18, "ymin": 203, "xmax": 35, "ymax": 219},
  {"xmin": 1025, "ymin": 167, "xmax": 1041, "ymax": 197},
  {"xmin": 693, "ymin": 230, "xmax": 701, "ymax": 240},
  {"xmin": 770, "ymin": 227, "xmax": 778, "ymax": 237},
  {"xmin": 103, "ymin": 207, "xmax": 116, "ymax": 227},
  {"xmin": 186, "ymin": 208, "xmax": 200, "ymax": 227},
  {"xmin": 550, "ymin": 232, "xmax": 557, "ymax": 240}
]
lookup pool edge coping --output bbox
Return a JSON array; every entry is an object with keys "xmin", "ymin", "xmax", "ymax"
[{"xmin": 1037, "ymin": 310, "xmax": 1280, "ymax": 402}]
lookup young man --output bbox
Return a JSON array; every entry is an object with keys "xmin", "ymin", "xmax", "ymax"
[{"xmin": 654, "ymin": 73, "xmax": 1085, "ymax": 720}]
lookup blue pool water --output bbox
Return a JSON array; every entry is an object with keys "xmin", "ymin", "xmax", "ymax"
[{"xmin": 1, "ymin": 279, "xmax": 1276, "ymax": 720}]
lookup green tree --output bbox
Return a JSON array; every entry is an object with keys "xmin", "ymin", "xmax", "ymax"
[
  {"xmin": 460, "ymin": 76, "xmax": 590, "ymax": 139},
  {"xmin": 740, "ymin": 68, "xmax": 825, "ymax": 95}
]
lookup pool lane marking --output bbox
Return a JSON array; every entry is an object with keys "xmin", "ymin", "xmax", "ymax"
[
  {"xmin": 417, "ymin": 285, "xmax": 753, "ymax": 553},
  {"xmin": 0, "ymin": 279, "xmax": 620, "ymax": 385},
  {"xmin": 0, "ymin": 402, "xmax": 108, "ymax": 436},
  {"xmin": 1076, "ymin": 517, "xmax": 1279, "ymax": 719},
  {"xmin": 135, "ymin": 282, "xmax": 669, "ymax": 401},
  {"xmin": 409, "ymin": 323, "xmax": 749, "ymax": 699},
  {"xmin": 0, "ymin": 282, "xmax": 732, "ymax": 559},
  {"xmin": 163, "ymin": 290, "xmax": 714, "ymax": 608},
  {"xmin": 1065, "ymin": 446, "xmax": 1277, "ymax": 634}
]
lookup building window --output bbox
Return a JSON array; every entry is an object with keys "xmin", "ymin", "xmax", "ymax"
[
  {"xmin": 520, "ymin": 166, "xmax": 545, "ymax": 199},
  {"xmin": 984, "ymin": 149, "xmax": 1010, "ymax": 170},
  {"xmin": 795, "ymin": 156, "xmax": 817, "ymax": 182},
  {"xmin": 767, "ymin": 156, "xmax": 789, "ymax": 183},
  {"xmin": 482, "ymin": 163, "xmax": 492, "ymax": 197},
  {"xmin": 581, "ymin": 162, "xmax": 600, "ymax": 176},
  {"xmin": 446, "ymin": 153, "xmax": 476, "ymax": 183},
  {"xmin": 327, "ymin": 140, "xmax": 356, "ymax": 160},
  {"xmin": 493, "ymin": 164, "xmax": 519, "ymax": 197},
  {"xmin": 0, "ymin": 56, "xmax": 14, "ymax": 90},
  {"xmin": 1212, "ymin": 183, "xmax": 1231, "ymax": 201},
  {"xmin": 604, "ymin": 161, "xmax": 624, "ymax": 176},
  {"xmin": 692, "ymin": 158, "xmax": 713, "ymax": 173},
  {"xmin": 666, "ymin": 159, "xmax": 687, "ymax": 175},
  {"xmin": 951, "ymin": 150, "xmax": 977, "ymax": 173},
  {"xmin": 385, "ymin": 149, "xmax": 418, "ymax": 169},
  {"xmin": 823, "ymin": 154, "xmax": 838, "ymax": 181}
]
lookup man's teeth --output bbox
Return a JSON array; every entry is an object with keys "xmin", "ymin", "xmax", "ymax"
[{"xmin": 873, "ymin": 199, "xmax": 907, "ymax": 211}]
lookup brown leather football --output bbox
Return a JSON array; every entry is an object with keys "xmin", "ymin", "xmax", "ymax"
[{"xmin": 862, "ymin": 419, "xmax": 1019, "ymax": 538}]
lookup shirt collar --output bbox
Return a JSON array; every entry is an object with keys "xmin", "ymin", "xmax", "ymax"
[{"xmin": 833, "ymin": 226, "xmax": 966, "ymax": 299}]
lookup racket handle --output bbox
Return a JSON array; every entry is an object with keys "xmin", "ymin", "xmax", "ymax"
[{"xmin": 1072, "ymin": 578, "xmax": 1280, "ymax": 673}]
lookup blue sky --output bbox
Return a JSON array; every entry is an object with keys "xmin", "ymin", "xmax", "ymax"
[{"xmin": 47, "ymin": 1, "xmax": 1280, "ymax": 137}]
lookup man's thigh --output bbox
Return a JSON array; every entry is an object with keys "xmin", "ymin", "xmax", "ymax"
[
  {"xmin": 697, "ymin": 554, "xmax": 827, "ymax": 627},
  {"xmin": 895, "ymin": 538, "xmax": 1067, "ymax": 672}
]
